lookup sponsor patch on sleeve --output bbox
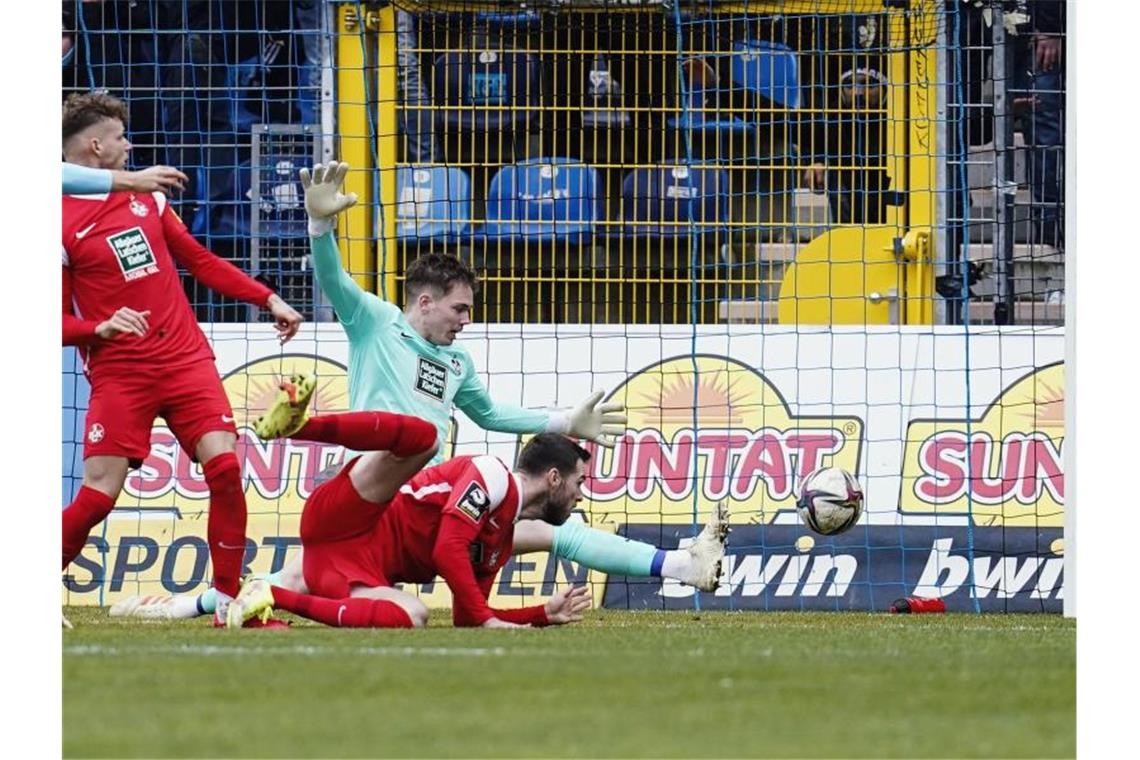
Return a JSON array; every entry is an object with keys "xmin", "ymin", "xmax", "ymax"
[{"xmin": 454, "ymin": 482, "xmax": 491, "ymax": 523}]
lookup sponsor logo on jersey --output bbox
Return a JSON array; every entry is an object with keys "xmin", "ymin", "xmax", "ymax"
[
  {"xmin": 87, "ymin": 423, "xmax": 105, "ymax": 444},
  {"xmin": 455, "ymin": 481, "xmax": 491, "ymax": 522},
  {"xmin": 106, "ymin": 227, "xmax": 159, "ymax": 281},
  {"xmin": 415, "ymin": 356, "xmax": 448, "ymax": 401},
  {"xmin": 129, "ymin": 197, "xmax": 149, "ymax": 217}
]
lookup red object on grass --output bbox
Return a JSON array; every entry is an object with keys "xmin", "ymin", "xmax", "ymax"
[{"xmin": 889, "ymin": 597, "xmax": 947, "ymax": 614}]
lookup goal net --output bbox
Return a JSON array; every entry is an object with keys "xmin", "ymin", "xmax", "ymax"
[{"xmin": 62, "ymin": 0, "xmax": 1066, "ymax": 613}]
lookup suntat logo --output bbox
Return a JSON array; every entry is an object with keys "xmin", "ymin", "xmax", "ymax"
[
  {"xmin": 122, "ymin": 355, "xmax": 350, "ymax": 513},
  {"xmin": 900, "ymin": 362, "xmax": 1064, "ymax": 526},
  {"xmin": 581, "ymin": 355, "xmax": 863, "ymax": 523}
]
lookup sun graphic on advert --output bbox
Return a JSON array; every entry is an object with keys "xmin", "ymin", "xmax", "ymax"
[
  {"xmin": 634, "ymin": 371, "xmax": 752, "ymax": 426},
  {"xmin": 221, "ymin": 355, "xmax": 349, "ymax": 428}
]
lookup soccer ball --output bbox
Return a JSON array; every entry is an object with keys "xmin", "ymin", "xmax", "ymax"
[{"xmin": 796, "ymin": 467, "xmax": 864, "ymax": 536}]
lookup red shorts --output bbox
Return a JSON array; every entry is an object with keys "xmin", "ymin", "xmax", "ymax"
[
  {"xmin": 300, "ymin": 458, "xmax": 394, "ymax": 599},
  {"xmin": 82, "ymin": 359, "xmax": 236, "ymax": 467}
]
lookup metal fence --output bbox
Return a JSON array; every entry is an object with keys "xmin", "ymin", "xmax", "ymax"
[{"xmin": 63, "ymin": 0, "xmax": 1066, "ymax": 326}]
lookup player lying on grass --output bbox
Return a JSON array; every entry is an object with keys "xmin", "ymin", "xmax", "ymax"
[
  {"xmin": 61, "ymin": 92, "xmax": 304, "ymax": 627},
  {"xmin": 113, "ymin": 376, "xmax": 728, "ymax": 621},
  {"xmin": 111, "ymin": 161, "xmax": 727, "ymax": 620},
  {"xmin": 226, "ymin": 402, "xmax": 594, "ymax": 629}
]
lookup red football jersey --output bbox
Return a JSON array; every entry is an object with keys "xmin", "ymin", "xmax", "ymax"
[
  {"xmin": 372, "ymin": 454, "xmax": 548, "ymax": 627},
  {"xmin": 62, "ymin": 190, "xmax": 273, "ymax": 375}
]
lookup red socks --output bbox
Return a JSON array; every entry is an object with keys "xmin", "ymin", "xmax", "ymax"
[
  {"xmin": 271, "ymin": 586, "xmax": 413, "ymax": 628},
  {"xmin": 202, "ymin": 452, "xmax": 247, "ymax": 598},
  {"xmin": 294, "ymin": 412, "xmax": 437, "ymax": 457},
  {"xmin": 61, "ymin": 485, "xmax": 116, "ymax": 569}
]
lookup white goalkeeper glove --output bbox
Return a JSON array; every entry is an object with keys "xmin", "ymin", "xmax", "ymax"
[
  {"xmin": 552, "ymin": 391, "xmax": 628, "ymax": 447},
  {"xmin": 300, "ymin": 161, "xmax": 359, "ymax": 236}
]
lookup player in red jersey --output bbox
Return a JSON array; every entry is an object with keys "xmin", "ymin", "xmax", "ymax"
[
  {"xmin": 61, "ymin": 92, "xmax": 304, "ymax": 626},
  {"xmin": 226, "ymin": 404, "xmax": 592, "ymax": 630}
]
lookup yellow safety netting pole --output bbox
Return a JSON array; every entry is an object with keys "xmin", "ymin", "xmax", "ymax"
[{"xmin": 336, "ymin": 3, "xmax": 378, "ymax": 296}]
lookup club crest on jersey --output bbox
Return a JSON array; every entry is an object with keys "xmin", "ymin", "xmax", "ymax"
[
  {"xmin": 449, "ymin": 357, "xmax": 463, "ymax": 376},
  {"xmin": 455, "ymin": 482, "xmax": 491, "ymax": 522},
  {"xmin": 129, "ymin": 197, "xmax": 149, "ymax": 217},
  {"xmin": 88, "ymin": 423, "xmax": 105, "ymax": 444},
  {"xmin": 106, "ymin": 227, "xmax": 159, "ymax": 281},
  {"xmin": 415, "ymin": 357, "xmax": 448, "ymax": 401}
]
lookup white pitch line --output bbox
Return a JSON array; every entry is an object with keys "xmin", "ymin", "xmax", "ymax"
[{"xmin": 64, "ymin": 644, "xmax": 529, "ymax": 658}]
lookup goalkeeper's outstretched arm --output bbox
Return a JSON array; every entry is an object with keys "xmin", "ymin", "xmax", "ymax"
[
  {"xmin": 302, "ymin": 162, "xmax": 378, "ymax": 331},
  {"xmin": 454, "ymin": 364, "xmax": 627, "ymax": 446}
]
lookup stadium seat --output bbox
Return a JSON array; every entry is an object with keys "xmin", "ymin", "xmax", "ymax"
[
  {"xmin": 726, "ymin": 41, "xmax": 802, "ymax": 240},
  {"xmin": 667, "ymin": 57, "xmax": 750, "ymax": 162},
  {"xmin": 432, "ymin": 48, "xmax": 540, "ymax": 132},
  {"xmin": 396, "ymin": 166, "xmax": 471, "ymax": 241},
  {"xmin": 482, "ymin": 158, "xmax": 600, "ymax": 242},
  {"xmin": 619, "ymin": 165, "xmax": 729, "ymax": 239},
  {"xmin": 580, "ymin": 55, "xmax": 632, "ymax": 129},
  {"xmin": 729, "ymin": 40, "xmax": 801, "ymax": 110},
  {"xmin": 190, "ymin": 161, "xmax": 251, "ymax": 240}
]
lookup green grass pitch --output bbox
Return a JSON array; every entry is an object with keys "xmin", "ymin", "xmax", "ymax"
[{"xmin": 63, "ymin": 606, "xmax": 1074, "ymax": 758}]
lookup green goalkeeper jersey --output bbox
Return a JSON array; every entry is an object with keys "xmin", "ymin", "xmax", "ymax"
[{"xmin": 309, "ymin": 230, "xmax": 551, "ymax": 463}]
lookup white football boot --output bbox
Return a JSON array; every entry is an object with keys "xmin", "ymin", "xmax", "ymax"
[
  {"xmin": 684, "ymin": 501, "xmax": 730, "ymax": 592},
  {"xmin": 110, "ymin": 594, "xmax": 180, "ymax": 619}
]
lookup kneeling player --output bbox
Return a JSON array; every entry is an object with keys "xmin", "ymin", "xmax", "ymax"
[
  {"xmin": 113, "ymin": 377, "xmax": 728, "ymax": 620},
  {"xmin": 227, "ymin": 428, "xmax": 594, "ymax": 629}
]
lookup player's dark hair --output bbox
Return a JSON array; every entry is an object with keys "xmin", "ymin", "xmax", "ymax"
[
  {"xmin": 403, "ymin": 254, "xmax": 479, "ymax": 301},
  {"xmin": 62, "ymin": 92, "xmax": 130, "ymax": 143},
  {"xmin": 517, "ymin": 433, "xmax": 591, "ymax": 478}
]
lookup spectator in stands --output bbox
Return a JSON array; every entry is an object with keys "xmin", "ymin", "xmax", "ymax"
[
  {"xmin": 1014, "ymin": 0, "xmax": 1064, "ymax": 250},
  {"xmin": 801, "ymin": 66, "xmax": 893, "ymax": 226}
]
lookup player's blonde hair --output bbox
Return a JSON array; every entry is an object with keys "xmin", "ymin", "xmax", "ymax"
[{"xmin": 62, "ymin": 91, "xmax": 130, "ymax": 144}]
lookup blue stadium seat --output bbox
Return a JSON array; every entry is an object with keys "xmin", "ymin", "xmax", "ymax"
[
  {"xmin": 396, "ymin": 166, "xmax": 471, "ymax": 241},
  {"xmin": 483, "ymin": 158, "xmax": 600, "ymax": 242},
  {"xmin": 432, "ymin": 49, "xmax": 540, "ymax": 131},
  {"xmin": 667, "ymin": 56, "xmax": 749, "ymax": 165},
  {"xmin": 620, "ymin": 165, "xmax": 729, "ymax": 238},
  {"xmin": 730, "ymin": 40, "xmax": 801, "ymax": 110},
  {"xmin": 190, "ymin": 162, "xmax": 250, "ymax": 240}
]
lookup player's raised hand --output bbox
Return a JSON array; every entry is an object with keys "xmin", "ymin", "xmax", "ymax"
[
  {"xmin": 299, "ymin": 161, "xmax": 359, "ymax": 221},
  {"xmin": 115, "ymin": 165, "xmax": 189, "ymax": 194},
  {"xmin": 266, "ymin": 294, "xmax": 304, "ymax": 344},
  {"xmin": 544, "ymin": 585, "xmax": 591, "ymax": 625},
  {"xmin": 566, "ymin": 390, "xmax": 628, "ymax": 447},
  {"xmin": 95, "ymin": 307, "xmax": 151, "ymax": 340},
  {"xmin": 481, "ymin": 617, "xmax": 532, "ymax": 630}
]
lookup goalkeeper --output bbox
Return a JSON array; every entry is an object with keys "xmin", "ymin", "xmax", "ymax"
[{"xmin": 113, "ymin": 161, "xmax": 726, "ymax": 620}]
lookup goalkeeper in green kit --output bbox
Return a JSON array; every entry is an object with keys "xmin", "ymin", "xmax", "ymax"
[{"xmin": 112, "ymin": 162, "xmax": 727, "ymax": 621}]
